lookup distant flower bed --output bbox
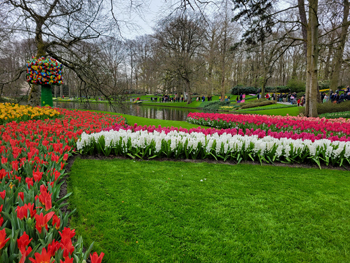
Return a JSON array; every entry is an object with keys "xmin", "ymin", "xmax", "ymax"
[
  {"xmin": 186, "ymin": 112, "xmax": 350, "ymax": 139},
  {"xmin": 77, "ymin": 124, "xmax": 350, "ymax": 169},
  {"xmin": 0, "ymin": 103, "xmax": 61, "ymax": 124},
  {"xmin": 219, "ymin": 106, "xmax": 235, "ymax": 111}
]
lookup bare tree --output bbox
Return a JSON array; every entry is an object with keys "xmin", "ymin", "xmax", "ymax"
[
  {"xmin": 1, "ymin": 0, "xmax": 141, "ymax": 106},
  {"xmin": 154, "ymin": 13, "xmax": 206, "ymax": 103}
]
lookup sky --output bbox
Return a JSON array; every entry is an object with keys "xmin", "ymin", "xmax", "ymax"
[
  {"xmin": 120, "ymin": 0, "xmax": 222, "ymax": 39},
  {"xmin": 121, "ymin": 0, "xmax": 170, "ymax": 39},
  {"xmin": 122, "ymin": 0, "xmax": 290, "ymax": 39}
]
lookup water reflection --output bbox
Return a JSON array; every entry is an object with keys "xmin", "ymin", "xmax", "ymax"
[{"xmin": 54, "ymin": 101, "xmax": 203, "ymax": 121}]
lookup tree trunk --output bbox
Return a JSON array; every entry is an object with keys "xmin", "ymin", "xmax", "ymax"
[
  {"xmin": 330, "ymin": 0, "xmax": 349, "ymax": 91},
  {"xmin": 324, "ymin": 40, "xmax": 334, "ymax": 80},
  {"xmin": 305, "ymin": 0, "xmax": 319, "ymax": 117},
  {"xmin": 298, "ymin": 0, "xmax": 308, "ymax": 57},
  {"xmin": 261, "ymin": 41, "xmax": 266, "ymax": 98},
  {"xmin": 220, "ymin": 0, "xmax": 228, "ymax": 102},
  {"xmin": 185, "ymin": 79, "xmax": 191, "ymax": 104},
  {"xmin": 28, "ymin": 21, "xmax": 46, "ymax": 106}
]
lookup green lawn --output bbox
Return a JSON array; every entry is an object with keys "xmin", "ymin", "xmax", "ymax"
[
  {"xmin": 69, "ymin": 159, "xmax": 350, "ymax": 262},
  {"xmin": 236, "ymin": 106, "xmax": 300, "ymax": 116},
  {"xmin": 241, "ymin": 104, "xmax": 297, "ymax": 110}
]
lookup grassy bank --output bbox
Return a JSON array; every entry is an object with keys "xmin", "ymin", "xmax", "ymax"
[
  {"xmin": 69, "ymin": 159, "xmax": 350, "ymax": 262},
  {"xmin": 235, "ymin": 106, "xmax": 300, "ymax": 116},
  {"xmin": 85, "ymin": 110, "xmax": 208, "ymax": 129}
]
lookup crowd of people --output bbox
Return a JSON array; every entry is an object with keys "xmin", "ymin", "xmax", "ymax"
[
  {"xmin": 325, "ymin": 86, "xmax": 350, "ymax": 103},
  {"xmin": 256, "ymin": 86, "xmax": 350, "ymax": 106},
  {"xmin": 148, "ymin": 94, "xmax": 214, "ymax": 102},
  {"xmin": 138, "ymin": 86, "xmax": 350, "ymax": 105}
]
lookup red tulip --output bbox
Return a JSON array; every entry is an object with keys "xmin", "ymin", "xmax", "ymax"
[
  {"xmin": 16, "ymin": 205, "xmax": 28, "ymax": 220},
  {"xmin": 26, "ymin": 177, "xmax": 34, "ymax": 189},
  {"xmin": 18, "ymin": 192, "xmax": 24, "ymax": 201},
  {"xmin": 0, "ymin": 228, "xmax": 10, "ymax": 250},
  {"xmin": 18, "ymin": 231, "xmax": 33, "ymax": 263},
  {"xmin": 34, "ymin": 212, "xmax": 55, "ymax": 233},
  {"xmin": 29, "ymin": 247, "xmax": 52, "ymax": 263},
  {"xmin": 33, "ymin": 170, "xmax": 43, "ymax": 182},
  {"xmin": 90, "ymin": 252, "xmax": 105, "ymax": 263},
  {"xmin": 60, "ymin": 257, "xmax": 73, "ymax": 263},
  {"xmin": 38, "ymin": 185, "xmax": 52, "ymax": 210},
  {"xmin": 52, "ymin": 214, "xmax": 60, "ymax": 230},
  {"xmin": 0, "ymin": 190, "xmax": 5, "ymax": 199},
  {"xmin": 47, "ymin": 240, "xmax": 60, "ymax": 256},
  {"xmin": 1, "ymin": 156, "xmax": 7, "ymax": 164}
]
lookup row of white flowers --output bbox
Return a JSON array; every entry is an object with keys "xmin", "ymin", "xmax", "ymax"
[{"xmin": 77, "ymin": 129, "xmax": 350, "ymax": 168}]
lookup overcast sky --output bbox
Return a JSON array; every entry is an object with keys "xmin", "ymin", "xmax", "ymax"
[
  {"xmin": 120, "ymin": 0, "xmax": 170, "ymax": 39},
  {"xmin": 120, "ymin": 0, "xmax": 220, "ymax": 39},
  {"xmin": 122, "ymin": 0, "xmax": 290, "ymax": 39}
]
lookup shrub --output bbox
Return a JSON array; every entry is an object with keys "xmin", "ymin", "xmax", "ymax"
[
  {"xmin": 299, "ymin": 100, "xmax": 350, "ymax": 115},
  {"xmin": 287, "ymin": 78, "xmax": 306, "ymax": 93},
  {"xmin": 319, "ymin": 81, "xmax": 330, "ymax": 90},
  {"xmin": 230, "ymin": 86, "xmax": 258, "ymax": 95},
  {"xmin": 317, "ymin": 101, "xmax": 350, "ymax": 114},
  {"xmin": 240, "ymin": 100, "xmax": 276, "ymax": 109},
  {"xmin": 276, "ymin": 86, "xmax": 290, "ymax": 93},
  {"xmin": 320, "ymin": 111, "xmax": 350, "ymax": 119},
  {"xmin": 296, "ymin": 92, "xmax": 305, "ymax": 98},
  {"xmin": 265, "ymin": 87, "xmax": 275, "ymax": 92},
  {"xmin": 203, "ymin": 101, "xmax": 231, "ymax": 111}
]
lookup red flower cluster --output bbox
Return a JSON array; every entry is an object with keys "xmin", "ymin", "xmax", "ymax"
[{"xmin": 0, "ymin": 108, "xmax": 121, "ymax": 262}]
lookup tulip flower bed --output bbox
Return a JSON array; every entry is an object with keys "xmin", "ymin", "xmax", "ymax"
[
  {"xmin": 0, "ymin": 108, "xmax": 124, "ymax": 262},
  {"xmin": 0, "ymin": 103, "xmax": 61, "ymax": 125},
  {"xmin": 187, "ymin": 112, "xmax": 350, "ymax": 139},
  {"xmin": 77, "ymin": 123, "xmax": 350, "ymax": 168}
]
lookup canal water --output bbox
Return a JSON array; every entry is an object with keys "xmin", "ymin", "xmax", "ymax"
[{"xmin": 54, "ymin": 101, "xmax": 203, "ymax": 121}]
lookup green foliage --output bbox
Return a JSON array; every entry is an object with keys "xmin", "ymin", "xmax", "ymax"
[
  {"xmin": 287, "ymin": 78, "xmax": 306, "ymax": 93},
  {"xmin": 319, "ymin": 111, "xmax": 350, "ymax": 119},
  {"xmin": 231, "ymin": 86, "xmax": 295, "ymax": 95},
  {"xmin": 230, "ymin": 86, "xmax": 257, "ymax": 95},
  {"xmin": 203, "ymin": 101, "xmax": 231, "ymax": 111},
  {"xmin": 69, "ymin": 159, "xmax": 350, "ymax": 263},
  {"xmin": 317, "ymin": 101, "xmax": 350, "ymax": 114},
  {"xmin": 296, "ymin": 92, "xmax": 305, "ymax": 98},
  {"xmin": 275, "ymin": 86, "xmax": 290, "ymax": 93},
  {"xmin": 237, "ymin": 107, "xmax": 300, "ymax": 116},
  {"xmin": 240, "ymin": 99, "xmax": 276, "ymax": 109},
  {"xmin": 319, "ymin": 80, "xmax": 330, "ymax": 90}
]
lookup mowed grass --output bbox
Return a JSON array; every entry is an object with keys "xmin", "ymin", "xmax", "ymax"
[
  {"xmin": 68, "ymin": 159, "xmax": 350, "ymax": 262},
  {"xmin": 236, "ymin": 106, "xmax": 300, "ymax": 116}
]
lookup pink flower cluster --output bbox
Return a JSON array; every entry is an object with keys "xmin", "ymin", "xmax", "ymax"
[
  {"xmin": 187, "ymin": 112, "xmax": 350, "ymax": 138},
  {"xmin": 105, "ymin": 123, "xmax": 350, "ymax": 142}
]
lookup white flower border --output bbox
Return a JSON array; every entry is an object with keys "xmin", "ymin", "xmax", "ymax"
[{"xmin": 77, "ymin": 129, "xmax": 350, "ymax": 167}]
